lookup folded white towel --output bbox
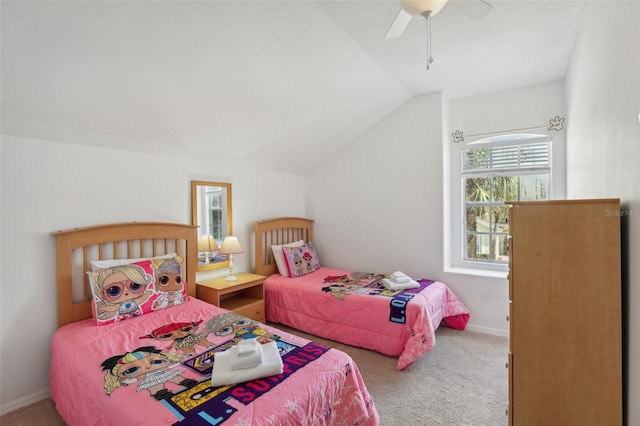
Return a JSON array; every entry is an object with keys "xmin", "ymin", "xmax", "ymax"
[
  {"xmin": 212, "ymin": 341, "xmax": 283, "ymax": 387},
  {"xmin": 391, "ymin": 271, "xmax": 411, "ymax": 283},
  {"xmin": 236, "ymin": 337, "xmax": 259, "ymax": 355},
  {"xmin": 382, "ymin": 277, "xmax": 420, "ymax": 291},
  {"xmin": 391, "ymin": 271, "xmax": 408, "ymax": 279},
  {"xmin": 229, "ymin": 338, "xmax": 264, "ymax": 370}
]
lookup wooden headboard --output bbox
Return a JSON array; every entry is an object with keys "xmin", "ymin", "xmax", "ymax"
[
  {"xmin": 253, "ymin": 217, "xmax": 313, "ymax": 277},
  {"xmin": 52, "ymin": 222, "xmax": 198, "ymax": 328}
]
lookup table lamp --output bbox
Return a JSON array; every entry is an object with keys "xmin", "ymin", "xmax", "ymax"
[{"xmin": 218, "ymin": 236, "xmax": 244, "ymax": 281}]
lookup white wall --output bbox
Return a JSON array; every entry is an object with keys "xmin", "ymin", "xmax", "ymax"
[
  {"xmin": 565, "ymin": 1, "xmax": 640, "ymax": 424},
  {"xmin": 0, "ymin": 135, "xmax": 306, "ymax": 413},
  {"xmin": 307, "ymin": 81, "xmax": 567, "ymax": 336},
  {"xmin": 307, "ymin": 93, "xmax": 447, "ymax": 279}
]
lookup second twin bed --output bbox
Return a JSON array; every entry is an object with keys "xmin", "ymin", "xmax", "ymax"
[{"xmin": 254, "ymin": 217, "xmax": 470, "ymax": 370}]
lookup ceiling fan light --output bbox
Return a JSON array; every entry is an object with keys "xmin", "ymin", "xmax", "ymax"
[{"xmin": 400, "ymin": 0, "xmax": 449, "ymax": 17}]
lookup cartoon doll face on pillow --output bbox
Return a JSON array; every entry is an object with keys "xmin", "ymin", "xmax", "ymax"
[
  {"xmin": 151, "ymin": 256, "xmax": 186, "ymax": 311},
  {"xmin": 93, "ymin": 265, "xmax": 153, "ymax": 321},
  {"xmin": 154, "ymin": 258, "xmax": 183, "ymax": 292}
]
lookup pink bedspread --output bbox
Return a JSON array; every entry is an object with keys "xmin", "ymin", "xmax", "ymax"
[
  {"xmin": 265, "ymin": 267, "xmax": 470, "ymax": 370},
  {"xmin": 50, "ymin": 298, "xmax": 379, "ymax": 425}
]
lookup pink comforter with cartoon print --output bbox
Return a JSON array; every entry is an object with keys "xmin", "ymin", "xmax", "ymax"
[
  {"xmin": 265, "ymin": 268, "xmax": 470, "ymax": 370},
  {"xmin": 50, "ymin": 298, "xmax": 379, "ymax": 425}
]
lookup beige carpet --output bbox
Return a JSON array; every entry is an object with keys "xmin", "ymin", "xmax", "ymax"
[
  {"xmin": 0, "ymin": 326, "xmax": 508, "ymax": 425},
  {"xmin": 0, "ymin": 398, "xmax": 63, "ymax": 426},
  {"xmin": 288, "ymin": 325, "xmax": 510, "ymax": 426}
]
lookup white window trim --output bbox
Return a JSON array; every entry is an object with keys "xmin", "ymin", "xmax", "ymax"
[{"xmin": 445, "ymin": 128, "xmax": 561, "ymax": 277}]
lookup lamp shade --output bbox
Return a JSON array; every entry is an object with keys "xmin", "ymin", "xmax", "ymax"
[
  {"xmin": 198, "ymin": 234, "xmax": 219, "ymax": 252},
  {"xmin": 218, "ymin": 236, "xmax": 244, "ymax": 255}
]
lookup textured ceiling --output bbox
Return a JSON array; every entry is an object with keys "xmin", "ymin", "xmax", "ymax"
[{"xmin": 1, "ymin": 0, "xmax": 587, "ymax": 174}]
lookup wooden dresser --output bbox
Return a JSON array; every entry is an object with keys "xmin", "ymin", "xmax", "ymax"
[{"xmin": 507, "ymin": 199, "xmax": 622, "ymax": 425}]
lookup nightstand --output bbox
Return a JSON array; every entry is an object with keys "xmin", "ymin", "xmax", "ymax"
[{"xmin": 196, "ymin": 272, "xmax": 266, "ymax": 322}]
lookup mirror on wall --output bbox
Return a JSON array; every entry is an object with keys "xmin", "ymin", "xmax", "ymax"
[{"xmin": 191, "ymin": 181, "xmax": 232, "ymax": 271}]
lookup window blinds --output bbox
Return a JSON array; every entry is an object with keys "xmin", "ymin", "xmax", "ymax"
[{"xmin": 462, "ymin": 142, "xmax": 550, "ymax": 173}]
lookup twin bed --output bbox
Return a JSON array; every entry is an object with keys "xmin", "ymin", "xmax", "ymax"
[
  {"xmin": 50, "ymin": 222, "xmax": 378, "ymax": 425},
  {"xmin": 253, "ymin": 217, "xmax": 470, "ymax": 371},
  {"xmin": 49, "ymin": 218, "xmax": 469, "ymax": 425}
]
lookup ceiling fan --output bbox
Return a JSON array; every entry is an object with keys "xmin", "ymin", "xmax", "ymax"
[{"xmin": 386, "ymin": 0, "xmax": 493, "ymax": 69}]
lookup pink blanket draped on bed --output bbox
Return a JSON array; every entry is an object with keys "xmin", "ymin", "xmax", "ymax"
[
  {"xmin": 50, "ymin": 298, "xmax": 379, "ymax": 425},
  {"xmin": 265, "ymin": 267, "xmax": 470, "ymax": 370}
]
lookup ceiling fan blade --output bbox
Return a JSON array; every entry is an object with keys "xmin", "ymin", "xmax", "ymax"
[
  {"xmin": 450, "ymin": 0, "xmax": 492, "ymax": 21},
  {"xmin": 385, "ymin": 8, "xmax": 413, "ymax": 39}
]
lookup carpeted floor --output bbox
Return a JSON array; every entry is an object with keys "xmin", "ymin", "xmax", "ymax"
[
  {"xmin": 0, "ymin": 398, "xmax": 63, "ymax": 426},
  {"xmin": 0, "ymin": 326, "xmax": 508, "ymax": 425},
  {"xmin": 294, "ymin": 325, "xmax": 510, "ymax": 426}
]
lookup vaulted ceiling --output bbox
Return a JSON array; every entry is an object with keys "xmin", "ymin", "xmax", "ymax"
[{"xmin": 1, "ymin": 0, "xmax": 586, "ymax": 174}]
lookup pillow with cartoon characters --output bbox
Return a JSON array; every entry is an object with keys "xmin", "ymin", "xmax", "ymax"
[
  {"xmin": 282, "ymin": 242, "xmax": 321, "ymax": 278},
  {"xmin": 271, "ymin": 240, "xmax": 305, "ymax": 277},
  {"xmin": 88, "ymin": 254, "xmax": 187, "ymax": 326}
]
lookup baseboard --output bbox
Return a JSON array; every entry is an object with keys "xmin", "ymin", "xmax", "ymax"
[
  {"xmin": 0, "ymin": 388, "xmax": 50, "ymax": 417},
  {"xmin": 465, "ymin": 323, "xmax": 509, "ymax": 337}
]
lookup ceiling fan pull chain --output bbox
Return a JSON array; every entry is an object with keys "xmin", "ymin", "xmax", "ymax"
[{"xmin": 424, "ymin": 11, "xmax": 434, "ymax": 70}]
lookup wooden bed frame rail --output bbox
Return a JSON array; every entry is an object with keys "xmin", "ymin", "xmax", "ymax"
[
  {"xmin": 52, "ymin": 222, "xmax": 197, "ymax": 327},
  {"xmin": 253, "ymin": 217, "xmax": 313, "ymax": 277}
]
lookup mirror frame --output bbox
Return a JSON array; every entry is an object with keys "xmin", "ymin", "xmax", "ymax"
[{"xmin": 191, "ymin": 180, "xmax": 233, "ymax": 271}]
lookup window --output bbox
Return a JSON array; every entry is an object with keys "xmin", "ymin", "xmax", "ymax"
[
  {"xmin": 205, "ymin": 187, "xmax": 224, "ymax": 241},
  {"xmin": 461, "ymin": 134, "xmax": 551, "ymax": 265}
]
